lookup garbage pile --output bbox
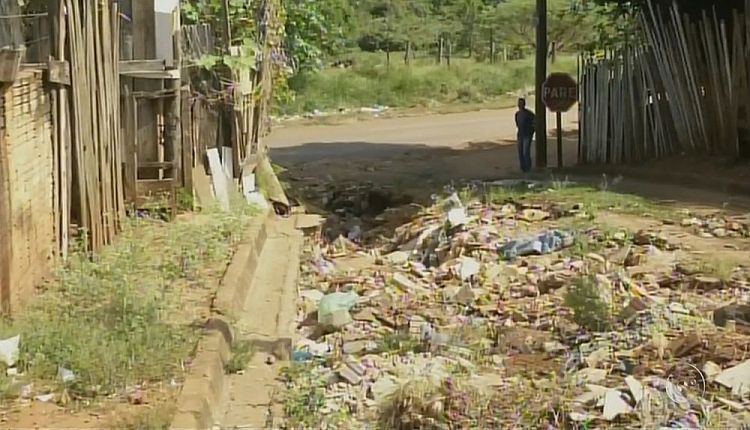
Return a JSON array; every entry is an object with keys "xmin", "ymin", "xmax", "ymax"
[
  {"xmin": 282, "ymin": 186, "xmax": 750, "ymax": 429},
  {"xmin": 679, "ymin": 213, "xmax": 750, "ymax": 239}
]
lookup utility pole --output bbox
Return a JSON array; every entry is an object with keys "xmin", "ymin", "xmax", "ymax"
[{"xmin": 535, "ymin": 0, "xmax": 548, "ymax": 168}]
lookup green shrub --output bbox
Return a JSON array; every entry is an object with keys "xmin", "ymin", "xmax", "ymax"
[{"xmin": 564, "ymin": 276, "xmax": 613, "ymax": 332}]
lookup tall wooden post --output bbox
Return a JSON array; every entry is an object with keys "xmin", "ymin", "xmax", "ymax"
[
  {"xmin": 535, "ymin": 0, "xmax": 547, "ymax": 168},
  {"xmin": 221, "ymin": 0, "xmax": 232, "ymax": 52},
  {"xmin": 49, "ymin": 0, "xmax": 70, "ymax": 259},
  {"xmin": 164, "ymin": 4, "xmax": 181, "ymax": 184},
  {"xmin": 489, "ymin": 30, "xmax": 496, "ymax": 64},
  {"xmin": 437, "ymin": 36, "xmax": 443, "ymax": 65},
  {"xmin": 446, "ymin": 38, "xmax": 452, "ymax": 67}
]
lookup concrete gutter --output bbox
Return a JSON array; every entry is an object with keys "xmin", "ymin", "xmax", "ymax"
[{"xmin": 170, "ymin": 211, "xmax": 271, "ymax": 430}]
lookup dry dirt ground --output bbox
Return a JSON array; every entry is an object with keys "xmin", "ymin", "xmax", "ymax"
[
  {"xmin": 268, "ymin": 105, "xmax": 750, "ymax": 212},
  {"xmin": 270, "ymin": 103, "xmax": 577, "ymax": 181}
]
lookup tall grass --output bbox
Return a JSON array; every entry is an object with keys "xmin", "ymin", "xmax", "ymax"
[{"xmin": 280, "ymin": 52, "xmax": 578, "ymax": 115}]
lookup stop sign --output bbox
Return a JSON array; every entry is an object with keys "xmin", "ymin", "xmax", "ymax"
[{"xmin": 542, "ymin": 73, "xmax": 578, "ymax": 113}]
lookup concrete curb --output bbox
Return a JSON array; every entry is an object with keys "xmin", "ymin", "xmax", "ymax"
[
  {"xmin": 245, "ymin": 226, "xmax": 303, "ymax": 362},
  {"xmin": 170, "ymin": 212, "xmax": 272, "ymax": 430},
  {"xmin": 275, "ymin": 230, "xmax": 302, "ymax": 361},
  {"xmin": 214, "ymin": 213, "xmax": 270, "ymax": 319}
]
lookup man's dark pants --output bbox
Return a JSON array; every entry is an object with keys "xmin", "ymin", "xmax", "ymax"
[{"xmin": 517, "ymin": 133, "xmax": 533, "ymax": 172}]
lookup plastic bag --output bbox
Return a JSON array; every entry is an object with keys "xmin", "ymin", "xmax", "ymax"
[{"xmin": 317, "ymin": 291, "xmax": 359, "ymax": 329}]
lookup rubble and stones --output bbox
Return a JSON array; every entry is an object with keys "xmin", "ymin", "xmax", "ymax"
[{"xmin": 281, "ymin": 181, "xmax": 750, "ymax": 429}]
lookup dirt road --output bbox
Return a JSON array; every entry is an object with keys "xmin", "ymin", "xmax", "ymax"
[
  {"xmin": 270, "ymin": 103, "xmax": 576, "ymax": 148},
  {"xmin": 269, "ymin": 104, "xmax": 577, "ymax": 166},
  {"xmin": 269, "ymin": 107, "xmax": 750, "ymax": 212},
  {"xmin": 269, "ymin": 105, "xmax": 581, "ymax": 198}
]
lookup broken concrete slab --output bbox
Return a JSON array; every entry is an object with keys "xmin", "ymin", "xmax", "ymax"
[
  {"xmin": 715, "ymin": 360, "xmax": 750, "ymax": 397},
  {"xmin": 603, "ymin": 389, "xmax": 633, "ymax": 421}
]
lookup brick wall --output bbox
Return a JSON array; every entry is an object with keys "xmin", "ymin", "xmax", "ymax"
[{"xmin": 0, "ymin": 70, "xmax": 55, "ymax": 313}]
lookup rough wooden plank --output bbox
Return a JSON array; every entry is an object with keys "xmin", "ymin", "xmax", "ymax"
[
  {"xmin": 222, "ymin": 146, "xmax": 234, "ymax": 179},
  {"xmin": 121, "ymin": 69, "xmax": 180, "ymax": 79},
  {"xmin": 139, "ymin": 161, "xmax": 176, "ymax": 169},
  {"xmin": 111, "ymin": 3, "xmax": 125, "ymax": 226},
  {"xmin": 46, "ymin": 60, "xmax": 70, "ymax": 85},
  {"xmin": 119, "ymin": 59, "xmax": 167, "ymax": 73},
  {"xmin": 207, "ymin": 147, "xmax": 229, "ymax": 210},
  {"xmin": 48, "ymin": 0, "xmax": 70, "ymax": 260},
  {"xmin": 181, "ymin": 88, "xmax": 193, "ymax": 195},
  {"xmin": 193, "ymin": 164, "xmax": 214, "ymax": 207},
  {"xmin": 0, "ymin": 48, "xmax": 24, "ymax": 83},
  {"xmin": 123, "ymin": 90, "xmax": 137, "ymax": 204},
  {"xmin": 137, "ymin": 178, "xmax": 175, "ymax": 194}
]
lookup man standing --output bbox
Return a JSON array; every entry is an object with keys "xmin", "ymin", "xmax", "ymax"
[{"xmin": 515, "ymin": 98, "xmax": 536, "ymax": 173}]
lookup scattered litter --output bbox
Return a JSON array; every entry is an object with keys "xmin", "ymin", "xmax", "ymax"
[
  {"xmin": 447, "ymin": 207, "xmax": 468, "ymax": 227},
  {"xmin": 518, "ymin": 208, "xmax": 550, "ymax": 222},
  {"xmin": 715, "ymin": 360, "xmax": 750, "ymax": 397},
  {"xmin": 281, "ymin": 181, "xmax": 750, "ymax": 428},
  {"xmin": 57, "ymin": 367, "xmax": 75, "ymax": 384},
  {"xmin": 625, "ymin": 376, "xmax": 644, "ymax": 404},
  {"xmin": 702, "ymin": 361, "xmax": 721, "ymax": 381},
  {"xmin": 34, "ymin": 393, "xmax": 55, "ymax": 403},
  {"xmin": 713, "ymin": 303, "xmax": 750, "ymax": 327},
  {"xmin": 458, "ymin": 257, "xmax": 480, "ymax": 281},
  {"xmin": 499, "ymin": 230, "xmax": 573, "ymax": 259},
  {"xmin": 318, "ymin": 292, "xmax": 359, "ymax": 329},
  {"xmin": 603, "ymin": 389, "xmax": 633, "ymax": 420},
  {"xmin": 576, "ymin": 368, "xmax": 607, "ymax": 384},
  {"xmin": 0, "ymin": 335, "xmax": 20, "ymax": 367}
]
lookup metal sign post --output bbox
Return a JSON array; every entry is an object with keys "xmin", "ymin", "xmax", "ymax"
[{"xmin": 542, "ymin": 72, "xmax": 578, "ymax": 168}]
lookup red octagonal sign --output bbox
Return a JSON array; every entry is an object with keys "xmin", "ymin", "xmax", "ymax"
[{"xmin": 542, "ymin": 73, "xmax": 578, "ymax": 113}]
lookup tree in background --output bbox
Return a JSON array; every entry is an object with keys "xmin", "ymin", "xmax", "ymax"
[
  {"xmin": 442, "ymin": 0, "xmax": 486, "ymax": 56},
  {"xmin": 356, "ymin": 0, "xmax": 441, "ymax": 64},
  {"xmin": 284, "ymin": 0, "xmax": 356, "ymax": 71},
  {"xmin": 478, "ymin": 0, "xmax": 613, "ymax": 56}
]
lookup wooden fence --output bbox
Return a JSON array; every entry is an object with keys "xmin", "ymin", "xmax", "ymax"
[
  {"xmin": 579, "ymin": 0, "xmax": 750, "ymax": 164},
  {"xmin": 0, "ymin": 0, "xmax": 280, "ymax": 315}
]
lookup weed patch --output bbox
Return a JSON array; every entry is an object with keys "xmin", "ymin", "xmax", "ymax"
[
  {"xmin": 114, "ymin": 403, "xmax": 175, "ymax": 429},
  {"xmin": 225, "ymin": 340, "xmax": 255, "ymax": 374},
  {"xmin": 280, "ymin": 363, "xmax": 350, "ymax": 428},
  {"xmin": 376, "ymin": 332, "xmax": 424, "ymax": 355},
  {"xmin": 482, "ymin": 182, "xmax": 678, "ymax": 221},
  {"xmin": 0, "ymin": 203, "xmax": 257, "ymax": 401},
  {"xmin": 564, "ymin": 276, "xmax": 614, "ymax": 332}
]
